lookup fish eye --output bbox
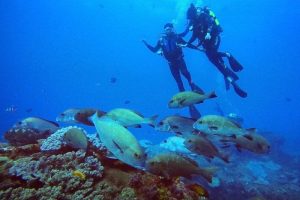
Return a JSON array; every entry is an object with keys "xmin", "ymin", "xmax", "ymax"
[
  {"xmin": 188, "ymin": 139, "xmax": 192, "ymax": 143},
  {"xmin": 77, "ymin": 112, "xmax": 81, "ymax": 115},
  {"xmin": 169, "ymin": 100, "xmax": 174, "ymax": 103},
  {"xmin": 158, "ymin": 122, "xmax": 163, "ymax": 125},
  {"xmin": 60, "ymin": 113, "xmax": 65, "ymax": 116},
  {"xmin": 163, "ymin": 140, "xmax": 167, "ymax": 143},
  {"xmin": 134, "ymin": 153, "xmax": 140, "ymax": 158},
  {"xmin": 17, "ymin": 121, "xmax": 22, "ymax": 125}
]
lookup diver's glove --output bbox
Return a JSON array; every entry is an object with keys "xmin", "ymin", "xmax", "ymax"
[{"xmin": 205, "ymin": 32, "xmax": 211, "ymax": 40}]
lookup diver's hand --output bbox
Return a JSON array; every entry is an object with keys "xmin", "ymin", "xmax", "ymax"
[
  {"xmin": 205, "ymin": 32, "xmax": 211, "ymax": 40},
  {"xmin": 177, "ymin": 43, "xmax": 187, "ymax": 48}
]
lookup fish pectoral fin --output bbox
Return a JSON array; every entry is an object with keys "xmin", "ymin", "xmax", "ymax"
[
  {"xmin": 179, "ymin": 99, "xmax": 186, "ymax": 105},
  {"xmin": 112, "ymin": 140, "xmax": 124, "ymax": 154}
]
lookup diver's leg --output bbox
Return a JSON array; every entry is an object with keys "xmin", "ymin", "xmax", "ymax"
[
  {"xmin": 169, "ymin": 62, "xmax": 185, "ymax": 92},
  {"xmin": 205, "ymin": 50, "xmax": 239, "ymax": 81},
  {"xmin": 179, "ymin": 58, "xmax": 204, "ymax": 94}
]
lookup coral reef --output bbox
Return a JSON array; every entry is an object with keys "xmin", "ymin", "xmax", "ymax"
[{"xmin": 0, "ymin": 140, "xmax": 202, "ymax": 200}]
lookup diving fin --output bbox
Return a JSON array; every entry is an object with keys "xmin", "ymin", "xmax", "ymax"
[
  {"xmin": 190, "ymin": 83, "xmax": 205, "ymax": 94},
  {"xmin": 224, "ymin": 76, "xmax": 230, "ymax": 91},
  {"xmin": 231, "ymin": 82, "xmax": 247, "ymax": 98},
  {"xmin": 229, "ymin": 55, "xmax": 243, "ymax": 72},
  {"xmin": 188, "ymin": 105, "xmax": 201, "ymax": 119}
]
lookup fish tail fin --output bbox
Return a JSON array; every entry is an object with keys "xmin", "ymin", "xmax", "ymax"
[
  {"xmin": 197, "ymin": 167, "xmax": 218, "ymax": 183},
  {"xmin": 208, "ymin": 91, "xmax": 217, "ymax": 99},
  {"xmin": 146, "ymin": 115, "xmax": 159, "ymax": 127},
  {"xmin": 90, "ymin": 112, "xmax": 99, "ymax": 125}
]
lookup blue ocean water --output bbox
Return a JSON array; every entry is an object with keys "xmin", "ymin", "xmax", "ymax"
[{"xmin": 0, "ymin": 0, "xmax": 299, "ymax": 158}]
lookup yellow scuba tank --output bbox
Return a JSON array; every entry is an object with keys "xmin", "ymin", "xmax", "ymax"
[{"xmin": 208, "ymin": 10, "xmax": 220, "ymax": 26}]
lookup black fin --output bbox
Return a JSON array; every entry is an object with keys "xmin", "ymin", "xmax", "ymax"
[
  {"xmin": 231, "ymin": 82, "xmax": 248, "ymax": 98},
  {"xmin": 229, "ymin": 55, "xmax": 243, "ymax": 72}
]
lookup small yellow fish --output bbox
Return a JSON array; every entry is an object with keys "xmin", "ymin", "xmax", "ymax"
[{"xmin": 72, "ymin": 170, "xmax": 86, "ymax": 180}]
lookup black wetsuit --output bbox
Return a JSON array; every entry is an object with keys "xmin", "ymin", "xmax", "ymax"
[
  {"xmin": 183, "ymin": 9, "xmax": 247, "ymax": 97},
  {"xmin": 188, "ymin": 13, "xmax": 238, "ymax": 83},
  {"xmin": 144, "ymin": 33, "xmax": 198, "ymax": 92}
]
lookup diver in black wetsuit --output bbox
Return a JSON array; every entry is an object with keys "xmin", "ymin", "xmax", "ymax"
[
  {"xmin": 142, "ymin": 23, "xmax": 203, "ymax": 93},
  {"xmin": 183, "ymin": 4, "xmax": 247, "ymax": 98}
]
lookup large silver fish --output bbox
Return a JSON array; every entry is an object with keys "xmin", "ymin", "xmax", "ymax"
[{"xmin": 91, "ymin": 114, "xmax": 145, "ymax": 168}]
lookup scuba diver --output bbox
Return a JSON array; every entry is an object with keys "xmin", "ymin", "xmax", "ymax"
[
  {"xmin": 142, "ymin": 23, "xmax": 203, "ymax": 118},
  {"xmin": 183, "ymin": 4, "xmax": 247, "ymax": 98},
  {"xmin": 142, "ymin": 23, "xmax": 204, "ymax": 93}
]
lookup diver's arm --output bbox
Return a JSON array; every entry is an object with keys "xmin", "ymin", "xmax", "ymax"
[
  {"xmin": 177, "ymin": 37, "xmax": 200, "ymax": 50},
  {"xmin": 142, "ymin": 40, "xmax": 161, "ymax": 53},
  {"xmin": 178, "ymin": 25, "xmax": 190, "ymax": 38}
]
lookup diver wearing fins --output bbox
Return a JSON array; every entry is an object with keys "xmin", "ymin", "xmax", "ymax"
[
  {"xmin": 143, "ymin": 23, "xmax": 203, "ymax": 118},
  {"xmin": 183, "ymin": 4, "xmax": 247, "ymax": 98},
  {"xmin": 142, "ymin": 23, "xmax": 204, "ymax": 93}
]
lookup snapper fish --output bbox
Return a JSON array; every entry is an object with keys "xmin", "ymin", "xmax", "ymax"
[
  {"xmin": 63, "ymin": 127, "xmax": 88, "ymax": 150},
  {"xmin": 91, "ymin": 114, "xmax": 145, "ymax": 168},
  {"xmin": 168, "ymin": 91, "xmax": 217, "ymax": 108},
  {"xmin": 104, "ymin": 108, "xmax": 158, "ymax": 128},
  {"xmin": 193, "ymin": 115, "xmax": 256, "ymax": 139},
  {"xmin": 184, "ymin": 134, "xmax": 229, "ymax": 163},
  {"xmin": 145, "ymin": 152, "xmax": 217, "ymax": 183},
  {"xmin": 14, "ymin": 117, "xmax": 59, "ymax": 133},
  {"xmin": 155, "ymin": 115, "xmax": 196, "ymax": 136},
  {"xmin": 56, "ymin": 108, "xmax": 106, "ymax": 126},
  {"xmin": 221, "ymin": 133, "xmax": 270, "ymax": 154}
]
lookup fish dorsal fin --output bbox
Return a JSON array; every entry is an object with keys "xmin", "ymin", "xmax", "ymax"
[
  {"xmin": 193, "ymin": 90, "xmax": 204, "ymax": 95},
  {"xmin": 246, "ymin": 128, "xmax": 257, "ymax": 133},
  {"xmin": 132, "ymin": 110, "xmax": 144, "ymax": 118},
  {"xmin": 226, "ymin": 118, "xmax": 242, "ymax": 128},
  {"xmin": 180, "ymin": 154, "xmax": 198, "ymax": 167}
]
